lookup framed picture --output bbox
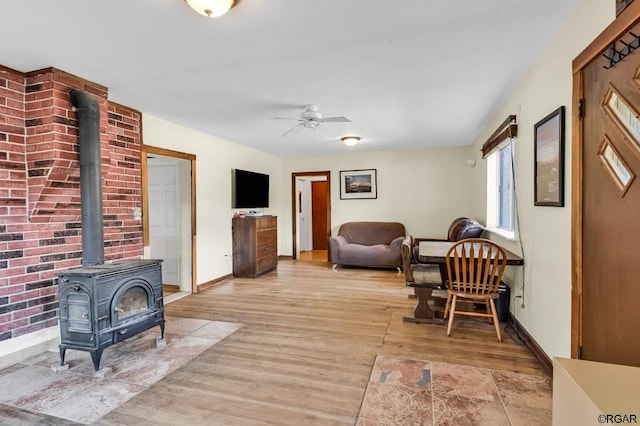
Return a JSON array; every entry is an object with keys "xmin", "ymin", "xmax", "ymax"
[
  {"xmin": 534, "ymin": 106, "xmax": 565, "ymax": 207},
  {"xmin": 340, "ymin": 169, "xmax": 377, "ymax": 200}
]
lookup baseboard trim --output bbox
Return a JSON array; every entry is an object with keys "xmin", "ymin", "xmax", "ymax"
[
  {"xmin": 507, "ymin": 313, "xmax": 552, "ymax": 375},
  {"xmin": 278, "ymin": 255, "xmax": 293, "ymax": 260},
  {"xmin": 0, "ymin": 326, "xmax": 59, "ymax": 370},
  {"xmin": 198, "ymin": 274, "xmax": 232, "ymax": 292}
]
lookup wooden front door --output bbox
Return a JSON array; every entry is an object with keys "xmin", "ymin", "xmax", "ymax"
[
  {"xmin": 311, "ymin": 181, "xmax": 328, "ymax": 250},
  {"xmin": 578, "ymin": 20, "xmax": 640, "ymax": 366}
]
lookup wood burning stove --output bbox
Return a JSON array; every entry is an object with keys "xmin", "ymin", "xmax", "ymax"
[
  {"xmin": 56, "ymin": 89, "xmax": 165, "ymax": 371},
  {"xmin": 58, "ymin": 259, "xmax": 165, "ymax": 371}
]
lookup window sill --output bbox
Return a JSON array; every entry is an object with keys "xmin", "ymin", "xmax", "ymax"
[{"xmin": 485, "ymin": 227, "xmax": 517, "ymax": 242}]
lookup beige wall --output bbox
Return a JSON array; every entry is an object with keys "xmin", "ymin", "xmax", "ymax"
[
  {"xmin": 469, "ymin": 0, "xmax": 614, "ymax": 358},
  {"xmin": 142, "ymin": 114, "xmax": 283, "ymax": 284},
  {"xmin": 280, "ymin": 146, "xmax": 474, "ymax": 255}
]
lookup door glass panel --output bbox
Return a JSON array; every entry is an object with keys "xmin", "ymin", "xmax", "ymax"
[
  {"xmin": 116, "ymin": 286, "xmax": 148, "ymax": 320},
  {"xmin": 598, "ymin": 137, "xmax": 635, "ymax": 196},
  {"xmin": 603, "ymin": 87, "xmax": 640, "ymax": 150}
]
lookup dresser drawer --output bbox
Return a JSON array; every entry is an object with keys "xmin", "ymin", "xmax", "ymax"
[
  {"xmin": 257, "ymin": 229, "xmax": 277, "ymax": 246},
  {"xmin": 257, "ymin": 254, "xmax": 277, "ymax": 273},
  {"xmin": 256, "ymin": 241, "xmax": 276, "ymax": 258},
  {"xmin": 256, "ymin": 216, "xmax": 277, "ymax": 230}
]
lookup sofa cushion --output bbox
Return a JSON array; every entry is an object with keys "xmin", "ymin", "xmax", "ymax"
[
  {"xmin": 338, "ymin": 222, "xmax": 406, "ymax": 246},
  {"xmin": 447, "ymin": 218, "xmax": 484, "ymax": 241},
  {"xmin": 337, "ymin": 243, "xmax": 400, "ymax": 268}
]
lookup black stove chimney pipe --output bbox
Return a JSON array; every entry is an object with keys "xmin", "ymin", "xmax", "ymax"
[{"xmin": 70, "ymin": 89, "xmax": 104, "ymax": 266}]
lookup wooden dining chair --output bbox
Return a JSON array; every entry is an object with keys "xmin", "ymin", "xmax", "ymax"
[{"xmin": 443, "ymin": 238, "xmax": 507, "ymax": 342}]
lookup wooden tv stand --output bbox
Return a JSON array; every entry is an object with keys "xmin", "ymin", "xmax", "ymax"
[{"xmin": 232, "ymin": 216, "xmax": 277, "ymax": 278}]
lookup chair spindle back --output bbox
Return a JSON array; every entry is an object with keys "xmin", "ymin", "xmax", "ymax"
[{"xmin": 446, "ymin": 238, "xmax": 507, "ymax": 295}]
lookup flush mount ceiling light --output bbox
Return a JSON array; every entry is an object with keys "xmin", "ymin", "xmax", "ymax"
[
  {"xmin": 185, "ymin": 0, "xmax": 234, "ymax": 17},
  {"xmin": 341, "ymin": 136, "xmax": 360, "ymax": 146}
]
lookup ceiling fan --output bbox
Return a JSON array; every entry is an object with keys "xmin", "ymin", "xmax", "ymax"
[{"xmin": 270, "ymin": 104, "xmax": 351, "ymax": 137}]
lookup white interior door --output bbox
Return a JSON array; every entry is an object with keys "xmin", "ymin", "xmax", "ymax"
[
  {"xmin": 148, "ymin": 159, "xmax": 180, "ymax": 285},
  {"xmin": 299, "ymin": 180, "xmax": 313, "ymax": 251}
]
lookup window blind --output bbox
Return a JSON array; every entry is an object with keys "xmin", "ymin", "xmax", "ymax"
[{"xmin": 481, "ymin": 115, "xmax": 517, "ymax": 158}]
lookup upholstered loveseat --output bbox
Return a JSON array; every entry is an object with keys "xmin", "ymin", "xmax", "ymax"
[
  {"xmin": 402, "ymin": 217, "xmax": 485, "ymax": 284},
  {"xmin": 329, "ymin": 222, "xmax": 406, "ymax": 270}
]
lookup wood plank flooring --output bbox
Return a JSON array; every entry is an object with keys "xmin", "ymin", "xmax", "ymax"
[
  {"xmin": 97, "ymin": 260, "xmax": 547, "ymax": 426},
  {"xmin": 299, "ymin": 250, "xmax": 328, "ymax": 262}
]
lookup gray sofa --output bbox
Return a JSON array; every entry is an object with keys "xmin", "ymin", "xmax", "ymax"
[
  {"xmin": 402, "ymin": 217, "xmax": 485, "ymax": 285},
  {"xmin": 329, "ymin": 222, "xmax": 406, "ymax": 270}
]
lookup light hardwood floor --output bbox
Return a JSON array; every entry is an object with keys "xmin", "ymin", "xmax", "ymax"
[
  {"xmin": 98, "ymin": 260, "xmax": 547, "ymax": 425},
  {"xmin": 299, "ymin": 249, "xmax": 328, "ymax": 262}
]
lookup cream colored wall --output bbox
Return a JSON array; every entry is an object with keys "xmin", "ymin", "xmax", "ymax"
[
  {"xmin": 281, "ymin": 146, "xmax": 474, "ymax": 256},
  {"xmin": 142, "ymin": 114, "xmax": 283, "ymax": 285},
  {"xmin": 469, "ymin": 0, "xmax": 614, "ymax": 358}
]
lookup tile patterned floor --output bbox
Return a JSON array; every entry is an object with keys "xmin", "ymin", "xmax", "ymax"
[
  {"xmin": 0, "ymin": 316, "xmax": 241, "ymax": 425},
  {"xmin": 357, "ymin": 356, "xmax": 552, "ymax": 426}
]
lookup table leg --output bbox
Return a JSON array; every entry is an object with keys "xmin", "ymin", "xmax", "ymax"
[
  {"xmin": 403, "ymin": 287, "xmax": 445, "ymax": 325},
  {"xmin": 413, "ymin": 287, "xmax": 434, "ymax": 318},
  {"xmin": 439, "ymin": 264, "xmax": 448, "ymax": 285}
]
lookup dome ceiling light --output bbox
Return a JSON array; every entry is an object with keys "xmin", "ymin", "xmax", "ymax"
[
  {"xmin": 185, "ymin": 0, "xmax": 235, "ymax": 17},
  {"xmin": 341, "ymin": 136, "xmax": 360, "ymax": 146}
]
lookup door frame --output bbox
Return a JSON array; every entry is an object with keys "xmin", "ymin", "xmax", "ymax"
[
  {"xmin": 571, "ymin": 3, "xmax": 640, "ymax": 358},
  {"xmin": 291, "ymin": 171, "xmax": 331, "ymax": 260},
  {"xmin": 142, "ymin": 145, "xmax": 198, "ymax": 294}
]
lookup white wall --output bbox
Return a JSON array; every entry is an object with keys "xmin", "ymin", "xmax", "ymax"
[
  {"xmin": 469, "ymin": 0, "xmax": 614, "ymax": 358},
  {"xmin": 142, "ymin": 114, "xmax": 283, "ymax": 285},
  {"xmin": 281, "ymin": 146, "xmax": 474, "ymax": 255}
]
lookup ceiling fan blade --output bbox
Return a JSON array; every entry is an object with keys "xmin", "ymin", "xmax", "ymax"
[
  {"xmin": 269, "ymin": 117, "xmax": 298, "ymax": 120},
  {"xmin": 320, "ymin": 116, "xmax": 351, "ymax": 123},
  {"xmin": 281, "ymin": 123, "xmax": 303, "ymax": 137}
]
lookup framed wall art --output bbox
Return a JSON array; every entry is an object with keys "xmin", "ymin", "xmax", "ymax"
[
  {"xmin": 339, "ymin": 169, "xmax": 377, "ymax": 200},
  {"xmin": 534, "ymin": 106, "xmax": 565, "ymax": 207}
]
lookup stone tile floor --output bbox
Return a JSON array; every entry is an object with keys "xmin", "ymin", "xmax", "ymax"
[
  {"xmin": 0, "ymin": 317, "xmax": 241, "ymax": 425},
  {"xmin": 357, "ymin": 355, "xmax": 552, "ymax": 426}
]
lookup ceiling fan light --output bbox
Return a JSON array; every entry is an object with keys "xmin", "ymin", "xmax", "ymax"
[
  {"xmin": 185, "ymin": 0, "xmax": 234, "ymax": 17},
  {"xmin": 341, "ymin": 136, "xmax": 360, "ymax": 146}
]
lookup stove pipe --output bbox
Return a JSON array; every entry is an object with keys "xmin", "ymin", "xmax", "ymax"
[{"xmin": 70, "ymin": 89, "xmax": 104, "ymax": 266}]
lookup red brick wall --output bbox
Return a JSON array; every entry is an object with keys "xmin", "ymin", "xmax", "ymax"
[{"xmin": 0, "ymin": 67, "xmax": 143, "ymax": 341}]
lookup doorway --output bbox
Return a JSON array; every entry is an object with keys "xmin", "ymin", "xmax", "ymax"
[
  {"xmin": 142, "ymin": 145, "xmax": 197, "ymax": 296},
  {"xmin": 572, "ymin": 6, "xmax": 640, "ymax": 367},
  {"xmin": 291, "ymin": 171, "xmax": 331, "ymax": 261}
]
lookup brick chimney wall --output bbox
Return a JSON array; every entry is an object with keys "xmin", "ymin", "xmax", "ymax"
[{"xmin": 0, "ymin": 66, "xmax": 143, "ymax": 341}]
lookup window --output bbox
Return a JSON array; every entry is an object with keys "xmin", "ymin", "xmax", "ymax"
[
  {"xmin": 498, "ymin": 143, "xmax": 514, "ymax": 230},
  {"xmin": 487, "ymin": 140, "xmax": 515, "ymax": 238}
]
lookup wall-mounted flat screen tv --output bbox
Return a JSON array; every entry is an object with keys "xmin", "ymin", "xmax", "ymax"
[{"xmin": 232, "ymin": 169, "xmax": 269, "ymax": 209}]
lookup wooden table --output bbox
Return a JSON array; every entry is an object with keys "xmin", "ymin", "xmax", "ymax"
[
  {"xmin": 418, "ymin": 241, "xmax": 524, "ymax": 266},
  {"xmin": 403, "ymin": 241, "xmax": 524, "ymax": 324}
]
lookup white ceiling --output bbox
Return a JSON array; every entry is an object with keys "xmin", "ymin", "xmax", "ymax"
[{"xmin": 0, "ymin": 0, "xmax": 578, "ymax": 157}]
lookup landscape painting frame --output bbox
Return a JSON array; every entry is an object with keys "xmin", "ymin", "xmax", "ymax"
[
  {"xmin": 340, "ymin": 169, "xmax": 377, "ymax": 200},
  {"xmin": 534, "ymin": 106, "xmax": 565, "ymax": 207}
]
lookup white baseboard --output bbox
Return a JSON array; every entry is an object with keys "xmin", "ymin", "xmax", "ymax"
[{"xmin": 0, "ymin": 326, "xmax": 59, "ymax": 370}]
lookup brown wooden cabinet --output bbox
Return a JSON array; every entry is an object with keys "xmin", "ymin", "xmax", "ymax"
[{"xmin": 232, "ymin": 216, "xmax": 277, "ymax": 278}]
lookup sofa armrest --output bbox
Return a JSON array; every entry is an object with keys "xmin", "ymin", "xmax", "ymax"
[
  {"xmin": 401, "ymin": 236, "xmax": 414, "ymax": 283},
  {"xmin": 389, "ymin": 236, "xmax": 405, "ymax": 253},
  {"xmin": 329, "ymin": 236, "xmax": 348, "ymax": 262},
  {"xmin": 330, "ymin": 235, "xmax": 348, "ymax": 247}
]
